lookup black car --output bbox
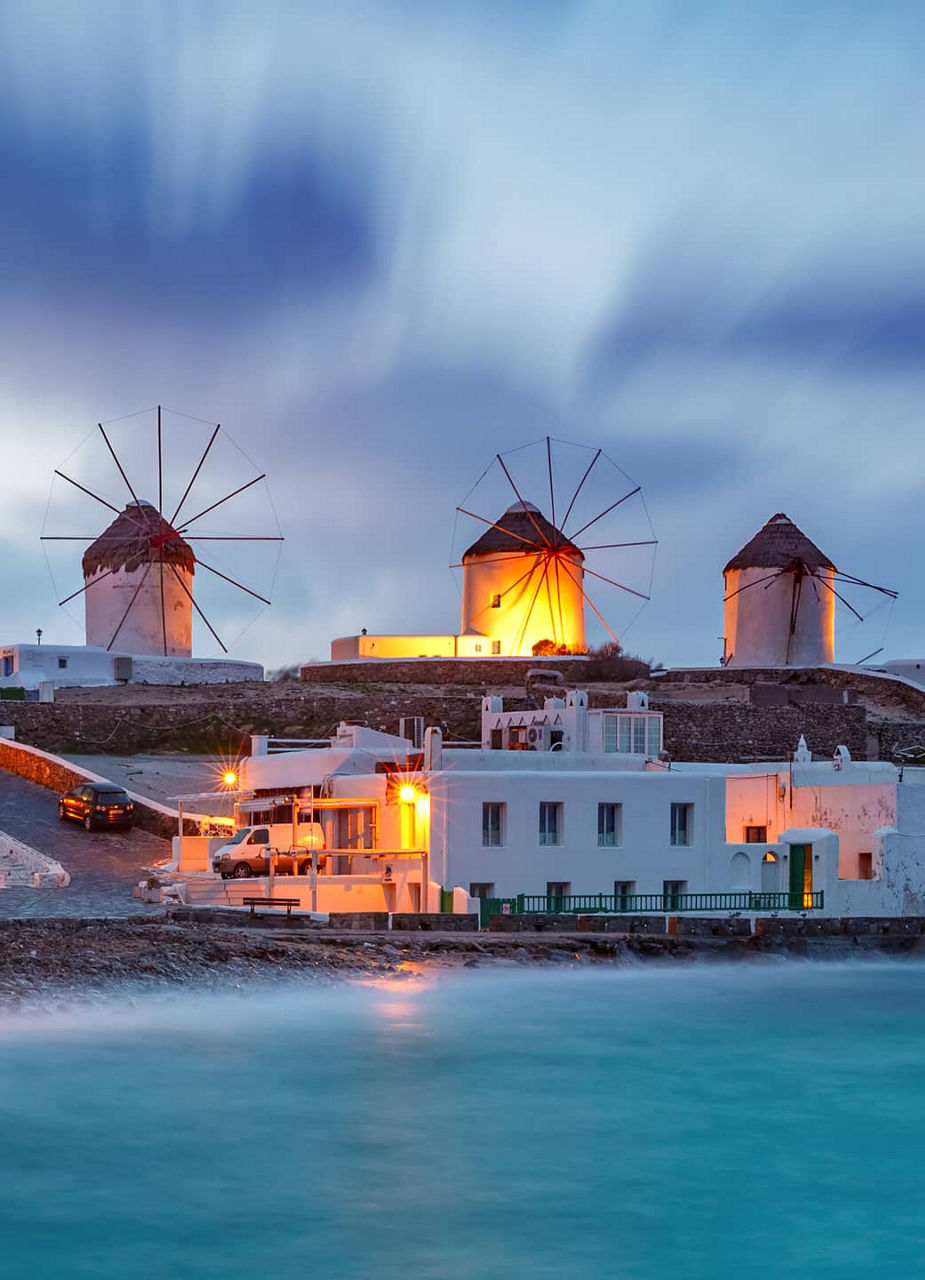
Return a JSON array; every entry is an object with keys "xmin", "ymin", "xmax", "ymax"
[{"xmin": 58, "ymin": 784, "xmax": 135, "ymax": 831}]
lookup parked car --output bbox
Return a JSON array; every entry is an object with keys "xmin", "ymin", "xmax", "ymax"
[
  {"xmin": 212, "ymin": 823, "xmax": 326, "ymax": 879},
  {"xmin": 58, "ymin": 784, "xmax": 135, "ymax": 831}
]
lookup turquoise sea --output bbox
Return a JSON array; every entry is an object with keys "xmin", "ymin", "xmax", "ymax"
[{"xmin": 0, "ymin": 960, "xmax": 921, "ymax": 1278}]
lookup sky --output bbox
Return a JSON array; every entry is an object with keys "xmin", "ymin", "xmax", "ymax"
[{"xmin": 1, "ymin": 0, "xmax": 923, "ymax": 671}]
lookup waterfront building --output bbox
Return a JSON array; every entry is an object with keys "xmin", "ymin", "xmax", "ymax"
[{"xmin": 176, "ymin": 689, "xmax": 925, "ymax": 920}]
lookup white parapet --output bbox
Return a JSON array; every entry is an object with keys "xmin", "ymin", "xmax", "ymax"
[{"xmin": 0, "ymin": 830, "xmax": 69, "ymax": 887}]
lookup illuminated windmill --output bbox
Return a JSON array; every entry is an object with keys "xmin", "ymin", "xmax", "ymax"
[
  {"xmin": 453, "ymin": 438, "xmax": 657, "ymax": 656},
  {"xmin": 722, "ymin": 513, "xmax": 896, "ymax": 667},
  {"xmin": 41, "ymin": 406, "xmax": 283, "ymax": 656}
]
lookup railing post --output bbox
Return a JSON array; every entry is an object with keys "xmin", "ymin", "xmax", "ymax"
[{"xmin": 516, "ymin": 893, "xmax": 524, "ymax": 916}]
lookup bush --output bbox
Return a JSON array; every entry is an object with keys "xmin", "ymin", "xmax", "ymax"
[
  {"xmin": 583, "ymin": 643, "xmax": 652, "ymax": 682},
  {"xmin": 531, "ymin": 639, "xmax": 588, "ymax": 657}
]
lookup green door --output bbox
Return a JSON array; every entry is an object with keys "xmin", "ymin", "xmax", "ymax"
[{"xmin": 789, "ymin": 844, "xmax": 810, "ymax": 908}]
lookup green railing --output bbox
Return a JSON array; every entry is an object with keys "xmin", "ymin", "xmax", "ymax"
[{"xmin": 478, "ymin": 890, "xmax": 824, "ymax": 926}]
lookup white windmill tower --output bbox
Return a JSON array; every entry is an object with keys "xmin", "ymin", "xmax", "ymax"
[{"xmin": 722, "ymin": 512, "xmax": 896, "ymax": 667}]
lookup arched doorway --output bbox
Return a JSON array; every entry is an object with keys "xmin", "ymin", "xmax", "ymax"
[
  {"xmin": 730, "ymin": 850, "xmax": 750, "ymax": 891},
  {"xmin": 761, "ymin": 851, "xmax": 778, "ymax": 893}
]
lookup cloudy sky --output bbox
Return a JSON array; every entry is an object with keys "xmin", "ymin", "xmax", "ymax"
[{"xmin": 1, "ymin": 0, "xmax": 922, "ymax": 670}]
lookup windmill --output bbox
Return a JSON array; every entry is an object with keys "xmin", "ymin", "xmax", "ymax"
[
  {"xmin": 722, "ymin": 513, "xmax": 897, "ymax": 668},
  {"xmin": 40, "ymin": 405, "xmax": 283, "ymax": 657},
  {"xmin": 452, "ymin": 438, "xmax": 657, "ymax": 657}
]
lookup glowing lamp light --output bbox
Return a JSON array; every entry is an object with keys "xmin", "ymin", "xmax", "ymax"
[
  {"xmin": 399, "ymin": 784, "xmax": 418, "ymax": 804},
  {"xmin": 221, "ymin": 770, "xmax": 238, "ymax": 788}
]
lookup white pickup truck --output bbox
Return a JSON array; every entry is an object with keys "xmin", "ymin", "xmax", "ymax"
[{"xmin": 212, "ymin": 823, "xmax": 326, "ymax": 879}]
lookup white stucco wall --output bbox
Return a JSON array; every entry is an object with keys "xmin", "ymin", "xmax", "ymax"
[
  {"xmin": 85, "ymin": 563, "xmax": 193, "ymax": 657},
  {"xmin": 724, "ymin": 565, "xmax": 835, "ymax": 667},
  {"xmin": 0, "ymin": 645, "xmax": 116, "ymax": 690}
]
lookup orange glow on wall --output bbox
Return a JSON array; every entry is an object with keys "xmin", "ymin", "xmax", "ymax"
[{"xmin": 460, "ymin": 547, "xmax": 586, "ymax": 657}]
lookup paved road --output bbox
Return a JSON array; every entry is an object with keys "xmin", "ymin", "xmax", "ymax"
[
  {"xmin": 0, "ymin": 771, "xmax": 170, "ymax": 917},
  {"xmin": 64, "ymin": 754, "xmax": 237, "ymax": 815}
]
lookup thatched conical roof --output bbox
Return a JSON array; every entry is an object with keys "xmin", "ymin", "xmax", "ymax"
[
  {"xmin": 463, "ymin": 501, "xmax": 584, "ymax": 560},
  {"xmin": 724, "ymin": 513, "xmax": 834, "ymax": 574},
  {"xmin": 82, "ymin": 501, "xmax": 195, "ymax": 578}
]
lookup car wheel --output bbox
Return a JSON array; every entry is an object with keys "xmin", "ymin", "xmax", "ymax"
[
  {"xmin": 233, "ymin": 863, "xmax": 252, "ymax": 879},
  {"xmin": 83, "ymin": 814, "xmax": 94, "ymax": 831},
  {"xmin": 298, "ymin": 860, "xmax": 312, "ymax": 876}
]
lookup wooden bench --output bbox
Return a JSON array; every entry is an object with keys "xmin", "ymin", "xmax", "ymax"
[{"xmin": 243, "ymin": 896, "xmax": 300, "ymax": 917}]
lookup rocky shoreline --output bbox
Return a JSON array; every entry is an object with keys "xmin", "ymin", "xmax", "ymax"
[{"xmin": 0, "ymin": 916, "xmax": 921, "ymax": 1014}]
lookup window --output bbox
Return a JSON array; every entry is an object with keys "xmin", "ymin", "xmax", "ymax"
[
  {"xmin": 598, "ymin": 803, "xmax": 623, "ymax": 847},
  {"xmin": 474, "ymin": 644, "xmax": 482, "ymax": 654},
  {"xmin": 613, "ymin": 880, "xmax": 635, "ymax": 908},
  {"xmin": 2, "ymin": 656, "xmax": 12, "ymax": 677},
  {"xmin": 491, "ymin": 640, "xmax": 501, "ymax": 655},
  {"xmin": 539, "ymin": 802, "xmax": 562, "ymax": 846},
  {"xmin": 663, "ymin": 879, "xmax": 687, "ymax": 908},
  {"xmin": 57, "ymin": 657, "xmax": 68, "ymax": 669},
  {"xmin": 670, "ymin": 803, "xmax": 693, "ymax": 846},
  {"xmin": 745, "ymin": 825, "xmax": 767, "ymax": 843},
  {"xmin": 858, "ymin": 852, "xmax": 873, "ymax": 880},
  {"xmin": 546, "ymin": 881, "xmax": 570, "ymax": 902},
  {"xmin": 469, "ymin": 882, "xmax": 495, "ymax": 899},
  {"xmin": 248, "ymin": 829, "xmax": 270, "ymax": 846},
  {"xmin": 490, "ymin": 593, "xmax": 501, "ymax": 608},
  {"xmin": 603, "ymin": 713, "xmax": 662, "ymax": 756},
  {"xmin": 482, "ymin": 802, "xmax": 505, "ymax": 847}
]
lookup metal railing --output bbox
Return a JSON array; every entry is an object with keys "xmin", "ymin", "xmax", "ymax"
[{"xmin": 478, "ymin": 890, "xmax": 824, "ymax": 926}]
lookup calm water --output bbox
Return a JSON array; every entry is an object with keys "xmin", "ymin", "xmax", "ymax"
[{"xmin": 0, "ymin": 962, "xmax": 922, "ymax": 1278}]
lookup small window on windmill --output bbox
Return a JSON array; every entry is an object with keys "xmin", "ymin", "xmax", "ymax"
[
  {"xmin": 113, "ymin": 656, "xmax": 133, "ymax": 682},
  {"xmin": 491, "ymin": 641, "xmax": 501, "ymax": 655},
  {"xmin": 57, "ymin": 657, "xmax": 68, "ymax": 670},
  {"xmin": 490, "ymin": 594, "xmax": 501, "ymax": 608}
]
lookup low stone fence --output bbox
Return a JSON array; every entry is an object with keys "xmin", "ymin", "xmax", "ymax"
[
  {"xmin": 754, "ymin": 916, "xmax": 925, "ymax": 938},
  {"xmin": 670, "ymin": 916, "xmax": 753, "ymax": 937},
  {"xmin": 487, "ymin": 913, "xmax": 667, "ymax": 934},
  {"xmin": 0, "ymin": 737, "xmax": 202, "ymax": 840},
  {"xmin": 328, "ymin": 912, "xmax": 390, "ymax": 931},
  {"xmin": 391, "ymin": 913, "xmax": 479, "ymax": 932}
]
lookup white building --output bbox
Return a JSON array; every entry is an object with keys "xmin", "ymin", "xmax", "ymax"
[
  {"xmin": 0, "ymin": 644, "xmax": 263, "ymax": 692},
  {"xmin": 174, "ymin": 690, "xmax": 925, "ymax": 920}
]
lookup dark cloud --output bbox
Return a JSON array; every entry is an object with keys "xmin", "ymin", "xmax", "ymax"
[
  {"xmin": 586, "ymin": 248, "xmax": 925, "ymax": 386},
  {"xmin": 0, "ymin": 121, "xmax": 379, "ymax": 314}
]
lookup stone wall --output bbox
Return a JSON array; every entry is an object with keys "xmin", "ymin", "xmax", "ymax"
[
  {"xmin": 0, "ymin": 739, "xmax": 183, "ymax": 838},
  {"xmin": 655, "ymin": 701, "xmax": 870, "ymax": 763},
  {"xmin": 0, "ymin": 668, "xmax": 921, "ymax": 763},
  {"xmin": 301, "ymin": 656, "xmax": 592, "ymax": 686}
]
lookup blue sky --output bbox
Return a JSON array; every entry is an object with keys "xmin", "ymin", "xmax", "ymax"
[{"xmin": 1, "ymin": 0, "xmax": 922, "ymax": 669}]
